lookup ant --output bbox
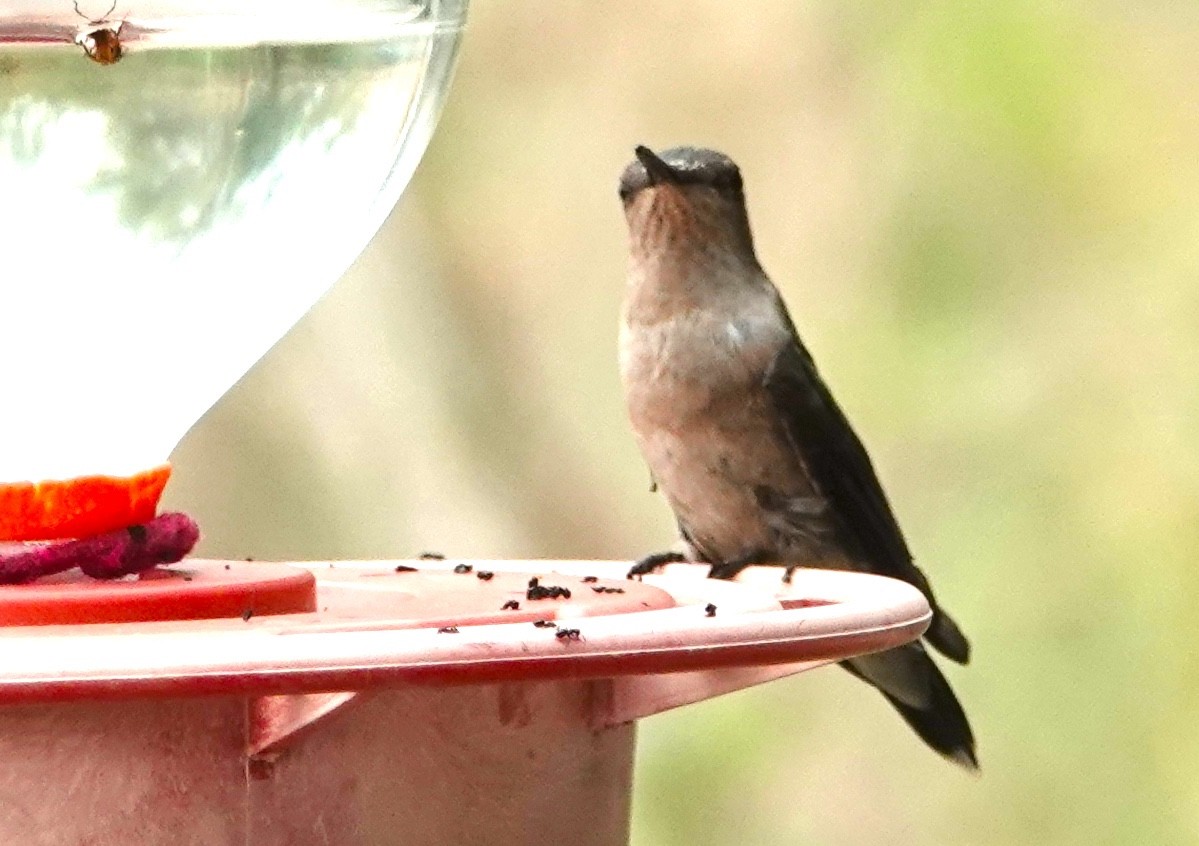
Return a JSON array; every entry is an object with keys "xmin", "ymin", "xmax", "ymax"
[
  {"xmin": 527, "ymin": 578, "xmax": 571, "ymax": 600},
  {"xmin": 73, "ymin": 1, "xmax": 125, "ymax": 66}
]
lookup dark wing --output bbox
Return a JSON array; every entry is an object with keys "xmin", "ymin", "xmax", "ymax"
[
  {"xmin": 764, "ymin": 336, "xmax": 914, "ymax": 570},
  {"xmin": 763, "ymin": 312, "xmax": 969, "ymax": 663},
  {"xmin": 843, "ymin": 645, "xmax": 977, "ymax": 768}
]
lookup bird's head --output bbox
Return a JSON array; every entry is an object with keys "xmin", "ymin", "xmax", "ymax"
[{"xmin": 619, "ymin": 146, "xmax": 756, "ymax": 262}]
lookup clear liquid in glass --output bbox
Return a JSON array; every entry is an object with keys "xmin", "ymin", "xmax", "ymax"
[{"xmin": 0, "ymin": 0, "xmax": 466, "ymax": 481}]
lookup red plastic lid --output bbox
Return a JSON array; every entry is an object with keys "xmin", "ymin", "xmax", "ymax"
[
  {"xmin": 311, "ymin": 567, "xmax": 676, "ymax": 630},
  {"xmin": 0, "ymin": 561, "xmax": 933, "ymax": 709},
  {"xmin": 0, "ymin": 561, "xmax": 315, "ymax": 625}
]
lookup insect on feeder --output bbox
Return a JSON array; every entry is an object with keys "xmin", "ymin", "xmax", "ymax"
[{"xmin": 0, "ymin": 2, "xmax": 935, "ymax": 844}]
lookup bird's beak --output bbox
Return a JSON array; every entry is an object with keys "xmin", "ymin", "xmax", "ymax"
[{"xmin": 635, "ymin": 146, "xmax": 678, "ymax": 187}]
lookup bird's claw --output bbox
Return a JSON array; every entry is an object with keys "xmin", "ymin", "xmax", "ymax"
[
  {"xmin": 706, "ymin": 553, "xmax": 771, "ymax": 581},
  {"xmin": 705, "ymin": 561, "xmax": 745, "ymax": 580},
  {"xmin": 627, "ymin": 551, "xmax": 686, "ymax": 579}
]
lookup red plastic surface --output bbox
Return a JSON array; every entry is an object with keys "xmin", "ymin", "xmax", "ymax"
[
  {"xmin": 0, "ymin": 561, "xmax": 932, "ymax": 704},
  {"xmin": 312, "ymin": 568, "xmax": 676, "ymax": 630},
  {"xmin": 0, "ymin": 561, "xmax": 316, "ymax": 625}
]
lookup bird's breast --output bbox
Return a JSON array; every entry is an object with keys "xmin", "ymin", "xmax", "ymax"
[
  {"xmin": 619, "ymin": 290, "xmax": 788, "ymax": 422},
  {"xmin": 619, "ymin": 297, "xmax": 825, "ymax": 562}
]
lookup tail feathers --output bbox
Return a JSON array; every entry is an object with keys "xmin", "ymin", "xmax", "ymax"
[
  {"xmin": 842, "ymin": 644, "xmax": 977, "ymax": 770},
  {"xmin": 926, "ymin": 606, "xmax": 971, "ymax": 665}
]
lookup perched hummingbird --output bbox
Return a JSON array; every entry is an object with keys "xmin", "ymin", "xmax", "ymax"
[{"xmin": 618, "ymin": 145, "xmax": 976, "ymax": 768}]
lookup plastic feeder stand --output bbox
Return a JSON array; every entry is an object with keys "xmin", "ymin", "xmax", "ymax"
[{"xmin": 0, "ymin": 559, "xmax": 931, "ymax": 845}]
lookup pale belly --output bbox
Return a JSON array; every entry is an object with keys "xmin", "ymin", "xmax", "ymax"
[
  {"xmin": 620, "ymin": 293, "xmax": 847, "ymax": 567},
  {"xmin": 626, "ymin": 369, "xmax": 841, "ymax": 566}
]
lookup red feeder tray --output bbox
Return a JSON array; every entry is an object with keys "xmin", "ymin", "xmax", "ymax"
[
  {"xmin": 0, "ymin": 560, "xmax": 933, "ymax": 846},
  {"xmin": 0, "ymin": 561, "xmax": 315, "ymax": 626}
]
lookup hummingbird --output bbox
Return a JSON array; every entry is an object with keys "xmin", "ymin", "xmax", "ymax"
[{"xmin": 618, "ymin": 145, "xmax": 976, "ymax": 768}]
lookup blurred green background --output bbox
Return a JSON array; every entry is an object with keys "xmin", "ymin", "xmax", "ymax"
[{"xmin": 165, "ymin": 3, "xmax": 1199, "ymax": 844}]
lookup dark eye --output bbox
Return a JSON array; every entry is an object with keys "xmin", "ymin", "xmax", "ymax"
[
  {"xmin": 687, "ymin": 160, "xmax": 742, "ymax": 194},
  {"xmin": 714, "ymin": 168, "xmax": 743, "ymax": 193}
]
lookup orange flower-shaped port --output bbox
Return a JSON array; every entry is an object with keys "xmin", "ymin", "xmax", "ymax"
[{"xmin": 0, "ymin": 465, "xmax": 171, "ymax": 541}]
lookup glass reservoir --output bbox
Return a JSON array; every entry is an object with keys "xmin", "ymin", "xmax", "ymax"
[{"xmin": 0, "ymin": 0, "xmax": 467, "ymax": 483}]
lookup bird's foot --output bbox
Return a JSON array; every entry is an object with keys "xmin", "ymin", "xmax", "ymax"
[
  {"xmin": 706, "ymin": 561, "xmax": 746, "ymax": 580},
  {"xmin": 706, "ymin": 553, "xmax": 771, "ymax": 581},
  {"xmin": 627, "ymin": 551, "xmax": 686, "ymax": 579}
]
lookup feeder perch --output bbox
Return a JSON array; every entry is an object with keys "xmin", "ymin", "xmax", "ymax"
[{"xmin": 0, "ymin": 559, "xmax": 930, "ymax": 844}]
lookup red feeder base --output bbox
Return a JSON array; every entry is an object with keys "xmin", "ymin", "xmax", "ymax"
[
  {"xmin": 0, "ymin": 561, "xmax": 315, "ymax": 625},
  {"xmin": 0, "ymin": 560, "xmax": 932, "ymax": 845}
]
